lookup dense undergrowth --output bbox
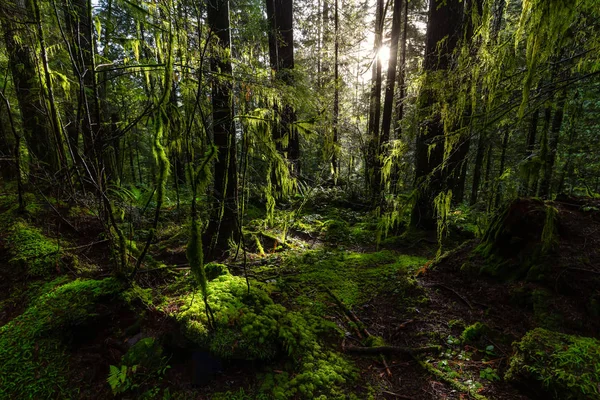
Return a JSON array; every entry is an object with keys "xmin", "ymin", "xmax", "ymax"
[{"xmin": 1, "ymin": 190, "xmax": 600, "ymax": 399}]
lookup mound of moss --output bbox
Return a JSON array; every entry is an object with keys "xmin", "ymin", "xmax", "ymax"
[
  {"xmin": 0, "ymin": 277, "xmax": 122, "ymax": 398},
  {"xmin": 6, "ymin": 221, "xmax": 62, "ymax": 277},
  {"xmin": 505, "ymin": 328, "xmax": 600, "ymax": 400},
  {"xmin": 172, "ymin": 272, "xmax": 355, "ymax": 399}
]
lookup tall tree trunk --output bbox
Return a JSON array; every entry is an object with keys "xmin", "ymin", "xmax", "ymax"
[
  {"xmin": 367, "ymin": 0, "xmax": 384, "ymax": 195},
  {"xmin": 446, "ymin": 0, "xmax": 482, "ymax": 205},
  {"xmin": 2, "ymin": 1, "xmax": 55, "ymax": 170},
  {"xmin": 32, "ymin": 0, "xmax": 68, "ymax": 172},
  {"xmin": 332, "ymin": 0, "xmax": 339, "ymax": 180},
  {"xmin": 394, "ymin": 0, "xmax": 409, "ymax": 136},
  {"xmin": 377, "ymin": 0, "xmax": 403, "ymax": 194},
  {"xmin": 266, "ymin": 0, "xmax": 298, "ymax": 176},
  {"xmin": 469, "ymin": 132, "xmax": 485, "ymax": 205},
  {"xmin": 411, "ymin": 0, "xmax": 463, "ymax": 229},
  {"xmin": 495, "ymin": 128, "xmax": 509, "ymax": 207},
  {"xmin": 521, "ymin": 107, "xmax": 539, "ymax": 196},
  {"xmin": 539, "ymin": 89, "xmax": 567, "ymax": 198},
  {"xmin": 205, "ymin": 0, "xmax": 239, "ymax": 257}
]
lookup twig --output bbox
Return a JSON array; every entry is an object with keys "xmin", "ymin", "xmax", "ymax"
[
  {"xmin": 381, "ymin": 391, "xmax": 413, "ymax": 399},
  {"xmin": 63, "ymin": 239, "xmax": 109, "ymax": 251},
  {"xmin": 430, "ymin": 283, "xmax": 473, "ymax": 310}
]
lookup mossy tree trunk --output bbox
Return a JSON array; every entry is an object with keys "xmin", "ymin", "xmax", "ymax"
[
  {"xmin": 205, "ymin": 0, "xmax": 240, "ymax": 258},
  {"xmin": 411, "ymin": 0, "xmax": 463, "ymax": 229},
  {"xmin": 2, "ymin": 0, "xmax": 56, "ymax": 171}
]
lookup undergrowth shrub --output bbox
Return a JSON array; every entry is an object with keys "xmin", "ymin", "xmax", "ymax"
[
  {"xmin": 107, "ymin": 337, "xmax": 170, "ymax": 396},
  {"xmin": 506, "ymin": 328, "xmax": 600, "ymax": 400}
]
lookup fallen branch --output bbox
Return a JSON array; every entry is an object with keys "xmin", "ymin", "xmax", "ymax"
[
  {"xmin": 417, "ymin": 358, "xmax": 489, "ymax": 400},
  {"xmin": 324, "ymin": 286, "xmax": 370, "ymax": 338},
  {"xmin": 344, "ymin": 345, "xmax": 441, "ymax": 356}
]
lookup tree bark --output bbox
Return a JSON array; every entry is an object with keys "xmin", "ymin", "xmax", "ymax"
[
  {"xmin": 2, "ymin": 0, "xmax": 55, "ymax": 170},
  {"xmin": 367, "ymin": 0, "xmax": 384, "ymax": 196},
  {"xmin": 377, "ymin": 0, "xmax": 403, "ymax": 193},
  {"xmin": 205, "ymin": 0, "xmax": 239, "ymax": 257},
  {"xmin": 411, "ymin": 0, "xmax": 463, "ymax": 229},
  {"xmin": 266, "ymin": 0, "xmax": 298, "ymax": 176}
]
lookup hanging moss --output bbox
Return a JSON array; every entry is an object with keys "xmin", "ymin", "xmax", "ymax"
[{"xmin": 506, "ymin": 328, "xmax": 600, "ymax": 400}]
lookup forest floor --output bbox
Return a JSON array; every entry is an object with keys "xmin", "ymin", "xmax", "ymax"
[{"xmin": 1, "ymin": 190, "xmax": 599, "ymax": 399}]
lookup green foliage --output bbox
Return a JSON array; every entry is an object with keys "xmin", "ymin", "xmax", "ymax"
[
  {"xmin": 107, "ymin": 337, "xmax": 170, "ymax": 395},
  {"xmin": 6, "ymin": 220, "xmax": 61, "ymax": 277},
  {"xmin": 0, "ymin": 278, "xmax": 122, "ymax": 398},
  {"xmin": 506, "ymin": 328, "xmax": 600, "ymax": 399},
  {"xmin": 480, "ymin": 367, "xmax": 500, "ymax": 382},
  {"xmin": 461, "ymin": 322, "xmax": 488, "ymax": 344}
]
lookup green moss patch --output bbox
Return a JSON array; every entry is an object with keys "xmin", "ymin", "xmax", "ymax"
[
  {"xmin": 170, "ymin": 272, "xmax": 355, "ymax": 398},
  {"xmin": 285, "ymin": 250, "xmax": 426, "ymax": 309},
  {"xmin": 6, "ymin": 221, "xmax": 62, "ymax": 277},
  {"xmin": 0, "ymin": 277, "xmax": 122, "ymax": 398},
  {"xmin": 506, "ymin": 328, "xmax": 600, "ymax": 400}
]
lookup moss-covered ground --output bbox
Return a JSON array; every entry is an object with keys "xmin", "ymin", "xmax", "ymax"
[{"xmin": 1, "ymin": 191, "xmax": 600, "ymax": 399}]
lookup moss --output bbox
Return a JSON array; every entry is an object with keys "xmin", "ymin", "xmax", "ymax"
[
  {"xmin": 285, "ymin": 250, "xmax": 426, "ymax": 310},
  {"xmin": 322, "ymin": 219, "xmax": 350, "ymax": 243},
  {"xmin": 171, "ymin": 273, "xmax": 354, "ymax": 398},
  {"xmin": 461, "ymin": 322, "xmax": 488, "ymax": 343},
  {"xmin": 205, "ymin": 263, "xmax": 229, "ymax": 281},
  {"xmin": 506, "ymin": 328, "xmax": 600, "ymax": 399},
  {"xmin": 6, "ymin": 221, "xmax": 62, "ymax": 277},
  {"xmin": 0, "ymin": 277, "xmax": 122, "ymax": 398},
  {"xmin": 364, "ymin": 335, "xmax": 386, "ymax": 347}
]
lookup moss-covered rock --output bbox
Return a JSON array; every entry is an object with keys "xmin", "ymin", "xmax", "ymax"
[
  {"xmin": 171, "ymin": 273, "xmax": 355, "ymax": 398},
  {"xmin": 0, "ymin": 277, "xmax": 122, "ymax": 398},
  {"xmin": 506, "ymin": 328, "xmax": 600, "ymax": 399}
]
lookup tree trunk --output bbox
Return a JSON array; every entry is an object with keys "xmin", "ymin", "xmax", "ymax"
[
  {"xmin": 2, "ymin": 1, "xmax": 55, "ymax": 170},
  {"xmin": 367, "ymin": 0, "xmax": 384, "ymax": 195},
  {"xmin": 469, "ymin": 132, "xmax": 485, "ymax": 205},
  {"xmin": 266, "ymin": 0, "xmax": 298, "ymax": 176},
  {"xmin": 521, "ymin": 107, "xmax": 539, "ymax": 196},
  {"xmin": 377, "ymin": 0, "xmax": 403, "ymax": 193},
  {"xmin": 411, "ymin": 0, "xmax": 463, "ymax": 229},
  {"xmin": 394, "ymin": 0, "xmax": 409, "ymax": 136},
  {"xmin": 205, "ymin": 0, "xmax": 239, "ymax": 257},
  {"xmin": 332, "ymin": 0, "xmax": 339, "ymax": 179},
  {"xmin": 539, "ymin": 89, "xmax": 567, "ymax": 198},
  {"xmin": 494, "ymin": 128, "xmax": 509, "ymax": 207}
]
